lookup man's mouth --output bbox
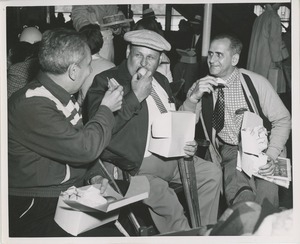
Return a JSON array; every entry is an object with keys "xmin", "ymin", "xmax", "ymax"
[{"xmin": 209, "ymin": 65, "xmax": 220, "ymax": 70}]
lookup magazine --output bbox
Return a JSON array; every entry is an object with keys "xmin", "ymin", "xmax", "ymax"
[{"xmin": 252, "ymin": 157, "xmax": 292, "ymax": 188}]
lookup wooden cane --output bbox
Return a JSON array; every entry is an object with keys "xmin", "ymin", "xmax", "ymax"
[
  {"xmin": 185, "ymin": 157, "xmax": 201, "ymax": 227},
  {"xmin": 178, "ymin": 157, "xmax": 201, "ymax": 228}
]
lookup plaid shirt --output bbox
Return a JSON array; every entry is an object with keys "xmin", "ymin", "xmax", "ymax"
[{"xmin": 216, "ymin": 68, "xmax": 249, "ymax": 145}]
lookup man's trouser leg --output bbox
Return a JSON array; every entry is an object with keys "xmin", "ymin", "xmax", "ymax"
[
  {"xmin": 255, "ymin": 178, "xmax": 279, "ymax": 207},
  {"xmin": 171, "ymin": 156, "xmax": 222, "ymax": 226},
  {"xmin": 221, "ymin": 144, "xmax": 256, "ymax": 205},
  {"xmin": 221, "ymin": 144, "xmax": 279, "ymax": 207},
  {"xmin": 137, "ymin": 155, "xmax": 190, "ymax": 233}
]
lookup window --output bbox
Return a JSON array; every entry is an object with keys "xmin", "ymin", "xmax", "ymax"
[
  {"xmin": 131, "ymin": 4, "xmax": 186, "ymax": 31},
  {"xmin": 253, "ymin": 5, "xmax": 291, "ymax": 32},
  {"xmin": 54, "ymin": 5, "xmax": 72, "ymax": 22}
]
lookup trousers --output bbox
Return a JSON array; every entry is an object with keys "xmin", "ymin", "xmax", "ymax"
[
  {"xmin": 137, "ymin": 154, "xmax": 222, "ymax": 233},
  {"xmin": 220, "ymin": 144, "xmax": 279, "ymax": 207}
]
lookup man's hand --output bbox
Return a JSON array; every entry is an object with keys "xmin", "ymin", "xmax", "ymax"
[
  {"xmin": 101, "ymin": 85, "xmax": 124, "ymax": 112},
  {"xmin": 88, "ymin": 175, "xmax": 109, "ymax": 194},
  {"xmin": 188, "ymin": 76, "xmax": 219, "ymax": 103},
  {"xmin": 258, "ymin": 157, "xmax": 276, "ymax": 176},
  {"xmin": 183, "ymin": 140, "xmax": 198, "ymax": 158},
  {"xmin": 131, "ymin": 69, "xmax": 153, "ymax": 102}
]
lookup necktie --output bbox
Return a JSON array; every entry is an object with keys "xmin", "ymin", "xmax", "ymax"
[
  {"xmin": 212, "ymin": 88, "xmax": 225, "ymax": 133},
  {"xmin": 151, "ymin": 87, "xmax": 168, "ymax": 114}
]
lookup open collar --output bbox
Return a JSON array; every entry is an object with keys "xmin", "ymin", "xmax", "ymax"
[{"xmin": 35, "ymin": 71, "xmax": 72, "ymax": 106}]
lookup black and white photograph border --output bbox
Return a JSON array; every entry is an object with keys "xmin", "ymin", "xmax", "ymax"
[{"xmin": 1, "ymin": 0, "xmax": 299, "ymax": 243}]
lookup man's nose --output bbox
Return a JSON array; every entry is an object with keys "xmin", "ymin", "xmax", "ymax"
[
  {"xmin": 140, "ymin": 57, "xmax": 147, "ymax": 67},
  {"xmin": 209, "ymin": 54, "xmax": 217, "ymax": 64}
]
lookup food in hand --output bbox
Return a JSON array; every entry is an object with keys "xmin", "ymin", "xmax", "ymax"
[{"xmin": 136, "ymin": 67, "xmax": 147, "ymax": 80}]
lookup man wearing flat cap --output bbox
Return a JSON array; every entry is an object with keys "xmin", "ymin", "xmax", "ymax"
[{"xmin": 84, "ymin": 30, "xmax": 221, "ymax": 234}]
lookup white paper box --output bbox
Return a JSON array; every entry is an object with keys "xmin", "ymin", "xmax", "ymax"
[
  {"xmin": 54, "ymin": 176, "xmax": 149, "ymax": 236},
  {"xmin": 148, "ymin": 111, "xmax": 196, "ymax": 157}
]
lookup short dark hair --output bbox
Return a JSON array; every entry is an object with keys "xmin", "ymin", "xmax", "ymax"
[
  {"xmin": 211, "ymin": 34, "xmax": 243, "ymax": 55},
  {"xmin": 79, "ymin": 24, "xmax": 103, "ymax": 55},
  {"xmin": 38, "ymin": 28, "xmax": 89, "ymax": 74}
]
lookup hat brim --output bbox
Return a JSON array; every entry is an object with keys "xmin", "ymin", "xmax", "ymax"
[
  {"xmin": 101, "ymin": 19, "xmax": 133, "ymax": 28},
  {"xmin": 190, "ymin": 20, "xmax": 202, "ymax": 25}
]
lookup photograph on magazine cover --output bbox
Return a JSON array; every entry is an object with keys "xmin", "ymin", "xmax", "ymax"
[{"xmin": 1, "ymin": 0, "xmax": 299, "ymax": 243}]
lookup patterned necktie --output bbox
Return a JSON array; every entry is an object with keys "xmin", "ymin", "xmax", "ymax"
[
  {"xmin": 151, "ymin": 87, "xmax": 168, "ymax": 114},
  {"xmin": 212, "ymin": 88, "xmax": 225, "ymax": 133}
]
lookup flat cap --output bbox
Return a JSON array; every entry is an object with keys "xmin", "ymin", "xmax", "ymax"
[{"xmin": 124, "ymin": 30, "xmax": 171, "ymax": 52}]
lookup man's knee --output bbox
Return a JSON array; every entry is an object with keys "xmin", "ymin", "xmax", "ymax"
[
  {"xmin": 143, "ymin": 176, "xmax": 174, "ymax": 204},
  {"xmin": 194, "ymin": 157, "xmax": 222, "ymax": 185},
  {"xmin": 210, "ymin": 162, "xmax": 222, "ymax": 182}
]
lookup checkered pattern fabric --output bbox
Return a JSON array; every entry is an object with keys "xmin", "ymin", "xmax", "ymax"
[{"xmin": 216, "ymin": 68, "xmax": 249, "ymax": 145}]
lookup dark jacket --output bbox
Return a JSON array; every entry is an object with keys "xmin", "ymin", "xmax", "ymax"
[
  {"xmin": 84, "ymin": 60, "xmax": 174, "ymax": 175},
  {"xmin": 8, "ymin": 71, "xmax": 114, "ymax": 197}
]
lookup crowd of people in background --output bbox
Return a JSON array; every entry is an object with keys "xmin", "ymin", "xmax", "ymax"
[
  {"xmin": 7, "ymin": 4, "xmax": 292, "ymax": 104},
  {"xmin": 6, "ymin": 3, "xmax": 293, "ymax": 238}
]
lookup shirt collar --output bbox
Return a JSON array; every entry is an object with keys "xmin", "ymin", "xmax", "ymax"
[
  {"xmin": 223, "ymin": 68, "xmax": 239, "ymax": 87},
  {"xmin": 35, "ymin": 71, "xmax": 72, "ymax": 106}
]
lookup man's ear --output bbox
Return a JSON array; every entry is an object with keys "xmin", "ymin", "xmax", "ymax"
[
  {"xmin": 68, "ymin": 63, "xmax": 77, "ymax": 81},
  {"xmin": 126, "ymin": 45, "xmax": 130, "ymax": 58},
  {"xmin": 232, "ymin": 53, "xmax": 240, "ymax": 66},
  {"xmin": 159, "ymin": 53, "xmax": 163, "ymax": 65}
]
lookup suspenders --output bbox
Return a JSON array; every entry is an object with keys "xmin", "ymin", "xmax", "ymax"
[
  {"xmin": 241, "ymin": 73, "xmax": 271, "ymax": 132},
  {"xmin": 199, "ymin": 73, "xmax": 271, "ymax": 142}
]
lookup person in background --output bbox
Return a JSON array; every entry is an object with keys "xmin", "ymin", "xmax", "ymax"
[
  {"xmin": 78, "ymin": 23, "xmax": 115, "ymax": 106},
  {"xmin": 172, "ymin": 15, "xmax": 203, "ymax": 100},
  {"xmin": 71, "ymin": 5, "xmax": 119, "ymax": 62},
  {"xmin": 189, "ymin": 14, "xmax": 203, "ymax": 62},
  {"xmin": 8, "ymin": 28, "xmax": 124, "ymax": 237},
  {"xmin": 247, "ymin": 3, "xmax": 288, "ymax": 93},
  {"xmin": 181, "ymin": 34, "xmax": 291, "ymax": 208},
  {"xmin": 141, "ymin": 8, "xmax": 163, "ymax": 34},
  {"xmin": 178, "ymin": 19, "xmax": 191, "ymax": 33},
  {"xmin": 7, "ymin": 26, "xmax": 42, "ymax": 98},
  {"xmin": 100, "ymin": 12, "xmax": 133, "ymax": 66},
  {"xmin": 84, "ymin": 29, "xmax": 222, "ymax": 234},
  {"xmin": 282, "ymin": 19, "xmax": 291, "ymax": 92}
]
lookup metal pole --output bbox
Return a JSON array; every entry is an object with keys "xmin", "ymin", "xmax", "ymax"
[
  {"xmin": 165, "ymin": 5, "xmax": 172, "ymax": 31},
  {"xmin": 201, "ymin": 4, "xmax": 213, "ymax": 57}
]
